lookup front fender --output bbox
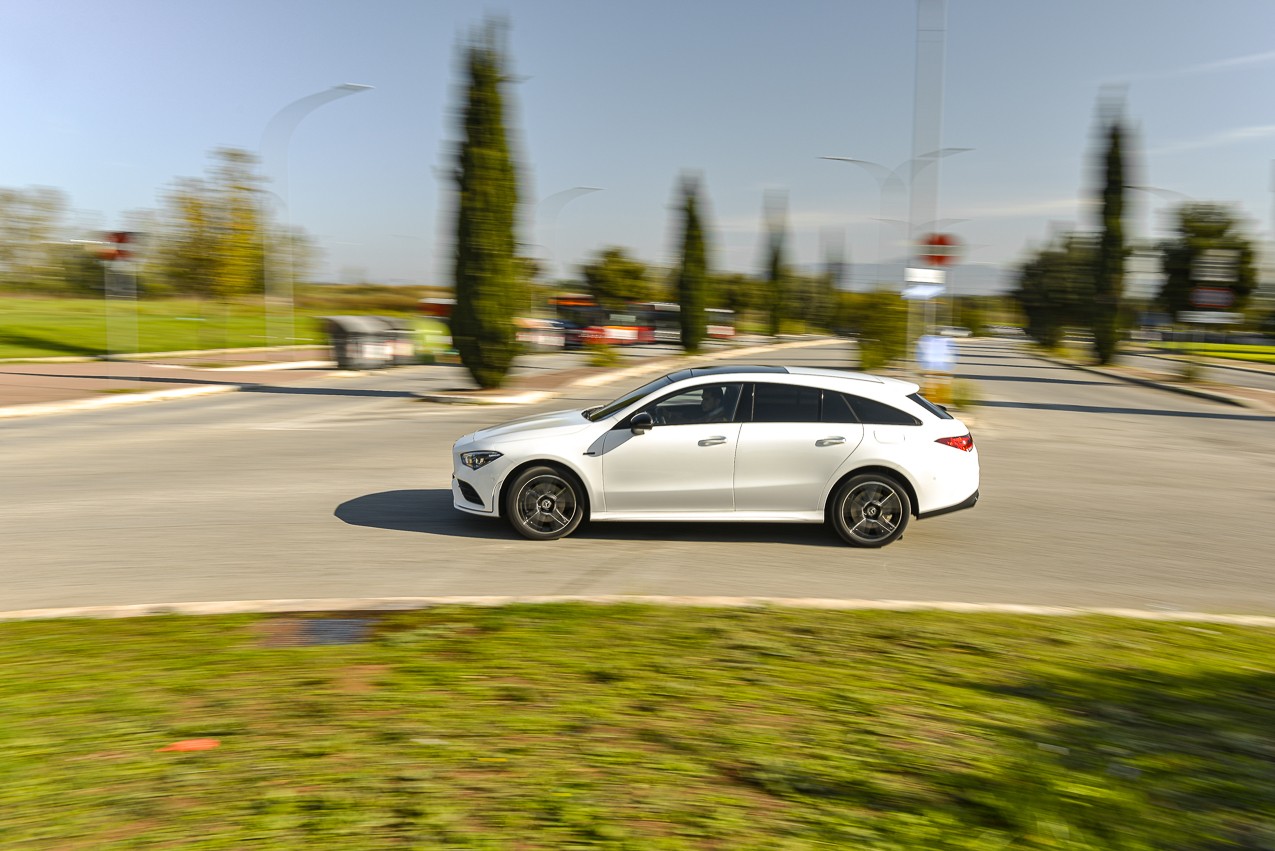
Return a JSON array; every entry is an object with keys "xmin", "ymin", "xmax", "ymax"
[{"xmin": 494, "ymin": 453, "xmax": 603, "ymax": 519}]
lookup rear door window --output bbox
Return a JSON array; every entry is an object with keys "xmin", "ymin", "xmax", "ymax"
[
  {"xmin": 821, "ymin": 391, "xmax": 859, "ymax": 423},
  {"xmin": 751, "ymin": 383, "xmax": 821, "ymax": 423}
]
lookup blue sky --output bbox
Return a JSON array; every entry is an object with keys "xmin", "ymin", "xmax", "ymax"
[{"xmin": 3, "ymin": 0, "xmax": 1274, "ymax": 292}]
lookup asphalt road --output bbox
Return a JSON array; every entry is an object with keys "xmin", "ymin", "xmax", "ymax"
[{"xmin": 4, "ymin": 338, "xmax": 1274, "ymax": 614}]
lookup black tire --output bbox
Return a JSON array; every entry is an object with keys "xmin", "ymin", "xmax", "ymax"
[
  {"xmin": 504, "ymin": 465, "xmax": 585, "ymax": 541},
  {"xmin": 830, "ymin": 473, "xmax": 911, "ymax": 548}
]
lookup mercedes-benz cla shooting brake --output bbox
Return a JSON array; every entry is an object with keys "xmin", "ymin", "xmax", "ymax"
[{"xmin": 451, "ymin": 366, "xmax": 978, "ymax": 548}]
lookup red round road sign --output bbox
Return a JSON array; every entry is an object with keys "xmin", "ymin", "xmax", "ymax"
[
  {"xmin": 96, "ymin": 231, "xmax": 136, "ymax": 262},
  {"xmin": 917, "ymin": 233, "xmax": 960, "ymax": 267}
]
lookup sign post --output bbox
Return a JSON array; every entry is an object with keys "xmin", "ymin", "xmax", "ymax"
[
  {"xmin": 99, "ymin": 232, "xmax": 142, "ymax": 383},
  {"xmin": 903, "ymin": 233, "xmax": 960, "ymax": 376}
]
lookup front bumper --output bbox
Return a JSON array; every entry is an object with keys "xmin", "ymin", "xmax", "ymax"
[
  {"xmin": 452, "ymin": 473, "xmax": 497, "ymax": 516},
  {"xmin": 451, "ymin": 443, "xmax": 505, "ymax": 516}
]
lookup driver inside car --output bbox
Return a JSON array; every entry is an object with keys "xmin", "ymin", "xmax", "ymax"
[{"xmin": 699, "ymin": 385, "xmax": 731, "ymax": 423}]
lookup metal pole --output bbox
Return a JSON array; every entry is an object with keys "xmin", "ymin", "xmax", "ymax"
[
  {"xmin": 260, "ymin": 83, "xmax": 373, "ymax": 354},
  {"xmin": 537, "ymin": 187, "xmax": 603, "ymax": 281}
]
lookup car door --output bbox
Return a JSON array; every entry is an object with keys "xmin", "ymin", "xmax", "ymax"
[
  {"xmin": 600, "ymin": 382, "xmax": 743, "ymax": 513},
  {"xmin": 733, "ymin": 383, "xmax": 865, "ymax": 513}
]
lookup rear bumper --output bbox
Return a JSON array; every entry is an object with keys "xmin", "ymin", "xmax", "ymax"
[{"xmin": 917, "ymin": 489, "xmax": 979, "ymax": 520}]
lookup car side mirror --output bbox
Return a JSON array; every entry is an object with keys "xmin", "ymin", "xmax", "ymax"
[{"xmin": 630, "ymin": 411, "xmax": 653, "ymax": 435}]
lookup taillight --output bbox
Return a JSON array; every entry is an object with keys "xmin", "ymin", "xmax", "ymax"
[{"xmin": 936, "ymin": 433, "xmax": 974, "ymax": 452}]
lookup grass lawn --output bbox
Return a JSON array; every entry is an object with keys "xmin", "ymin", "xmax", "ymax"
[
  {"xmin": 1149, "ymin": 342, "xmax": 1275, "ymax": 365},
  {"xmin": 2, "ymin": 604, "xmax": 1274, "ymax": 849},
  {"xmin": 0, "ymin": 297, "xmax": 332, "ymax": 359}
]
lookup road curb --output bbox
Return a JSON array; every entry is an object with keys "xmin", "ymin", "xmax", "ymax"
[
  {"xmin": 414, "ymin": 390, "xmax": 555, "ymax": 405},
  {"xmin": 0, "ymin": 384, "xmax": 238, "ymax": 419},
  {"xmin": 414, "ymin": 337, "xmax": 841, "ymax": 405},
  {"xmin": 1031, "ymin": 352, "xmax": 1254, "ymax": 409},
  {"xmin": 3, "ymin": 595, "xmax": 1275, "ymax": 627},
  {"xmin": 197, "ymin": 360, "xmax": 334, "ymax": 373}
]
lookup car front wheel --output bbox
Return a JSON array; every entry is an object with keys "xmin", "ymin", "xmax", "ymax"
[
  {"xmin": 830, "ymin": 473, "xmax": 911, "ymax": 548},
  {"xmin": 505, "ymin": 465, "xmax": 585, "ymax": 541}
]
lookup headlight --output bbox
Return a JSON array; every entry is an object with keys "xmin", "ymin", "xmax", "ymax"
[{"xmin": 460, "ymin": 450, "xmax": 503, "ymax": 470}]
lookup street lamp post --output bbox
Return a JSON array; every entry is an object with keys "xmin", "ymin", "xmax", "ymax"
[
  {"xmin": 536, "ymin": 186, "xmax": 603, "ymax": 282},
  {"xmin": 1126, "ymin": 185, "xmax": 1193, "ymax": 306},
  {"xmin": 822, "ymin": 149, "xmax": 971, "ymax": 372},
  {"xmin": 820, "ymin": 148, "xmax": 970, "ymax": 286},
  {"xmin": 260, "ymin": 83, "xmax": 373, "ymax": 351}
]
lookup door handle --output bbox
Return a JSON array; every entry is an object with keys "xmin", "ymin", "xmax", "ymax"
[
  {"xmin": 698, "ymin": 436, "xmax": 728, "ymax": 446},
  {"xmin": 816, "ymin": 436, "xmax": 846, "ymax": 447}
]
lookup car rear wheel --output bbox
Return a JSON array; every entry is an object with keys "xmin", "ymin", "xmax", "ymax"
[
  {"xmin": 505, "ymin": 465, "xmax": 584, "ymax": 541},
  {"xmin": 830, "ymin": 473, "xmax": 911, "ymax": 548}
]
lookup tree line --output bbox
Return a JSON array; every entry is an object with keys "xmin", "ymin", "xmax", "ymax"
[
  {"xmin": 450, "ymin": 20, "xmax": 863, "ymax": 388},
  {"xmin": 0, "ymin": 148, "xmax": 317, "ymax": 301},
  {"xmin": 1013, "ymin": 107, "xmax": 1261, "ymax": 362}
]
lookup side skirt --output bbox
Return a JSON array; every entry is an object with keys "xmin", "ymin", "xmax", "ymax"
[{"xmin": 589, "ymin": 510, "xmax": 825, "ymax": 523}]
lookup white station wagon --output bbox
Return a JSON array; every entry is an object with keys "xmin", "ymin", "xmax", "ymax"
[{"xmin": 451, "ymin": 365, "xmax": 979, "ymax": 547}]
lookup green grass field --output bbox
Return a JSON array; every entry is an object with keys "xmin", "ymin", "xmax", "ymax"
[
  {"xmin": 0, "ymin": 296, "xmax": 333, "ymax": 359},
  {"xmin": 1149, "ymin": 341, "xmax": 1275, "ymax": 365},
  {"xmin": 2, "ymin": 604, "xmax": 1274, "ymax": 849},
  {"xmin": 0, "ymin": 290, "xmax": 439, "ymax": 359}
]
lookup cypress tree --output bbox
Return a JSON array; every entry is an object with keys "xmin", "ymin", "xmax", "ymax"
[
  {"xmin": 1093, "ymin": 117, "xmax": 1125, "ymax": 365},
  {"xmin": 452, "ymin": 21, "xmax": 520, "ymax": 388},
  {"xmin": 675, "ymin": 176, "xmax": 708, "ymax": 353},
  {"xmin": 764, "ymin": 191, "xmax": 788, "ymax": 337}
]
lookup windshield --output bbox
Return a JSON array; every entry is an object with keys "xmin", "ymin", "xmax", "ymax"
[{"xmin": 584, "ymin": 373, "xmax": 677, "ymax": 421}]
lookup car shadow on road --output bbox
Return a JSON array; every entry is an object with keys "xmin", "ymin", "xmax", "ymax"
[
  {"xmin": 335, "ymin": 489, "xmax": 847, "ymax": 546},
  {"xmin": 335, "ymin": 489, "xmax": 511, "ymax": 539}
]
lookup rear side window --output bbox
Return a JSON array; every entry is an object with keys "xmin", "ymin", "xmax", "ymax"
[
  {"xmin": 908, "ymin": 392, "xmax": 953, "ymax": 420},
  {"xmin": 753, "ymin": 383, "xmax": 821, "ymax": 423},
  {"xmin": 845, "ymin": 393, "xmax": 921, "ymax": 426},
  {"xmin": 821, "ymin": 391, "xmax": 859, "ymax": 423}
]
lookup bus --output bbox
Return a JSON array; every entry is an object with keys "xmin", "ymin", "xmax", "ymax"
[
  {"xmin": 549, "ymin": 294, "xmax": 654, "ymax": 347},
  {"xmin": 630, "ymin": 303, "xmax": 736, "ymax": 343}
]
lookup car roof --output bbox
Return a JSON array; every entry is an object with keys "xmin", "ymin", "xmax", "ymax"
[
  {"xmin": 666, "ymin": 365, "xmax": 918, "ymax": 395},
  {"xmin": 687, "ymin": 365, "xmax": 787, "ymax": 377}
]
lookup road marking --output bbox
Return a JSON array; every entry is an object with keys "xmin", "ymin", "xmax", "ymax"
[{"xmin": 4, "ymin": 596, "xmax": 1275, "ymax": 626}]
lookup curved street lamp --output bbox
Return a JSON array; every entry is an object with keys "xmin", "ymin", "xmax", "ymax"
[
  {"xmin": 820, "ymin": 148, "xmax": 971, "ymax": 285},
  {"xmin": 260, "ymin": 83, "xmax": 373, "ymax": 349},
  {"xmin": 537, "ymin": 186, "xmax": 603, "ymax": 281}
]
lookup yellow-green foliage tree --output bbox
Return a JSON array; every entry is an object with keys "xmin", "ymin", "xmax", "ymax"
[
  {"xmin": 0, "ymin": 186, "xmax": 70, "ymax": 291},
  {"xmin": 157, "ymin": 148, "xmax": 266, "ymax": 302},
  {"xmin": 855, "ymin": 289, "xmax": 908, "ymax": 370}
]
